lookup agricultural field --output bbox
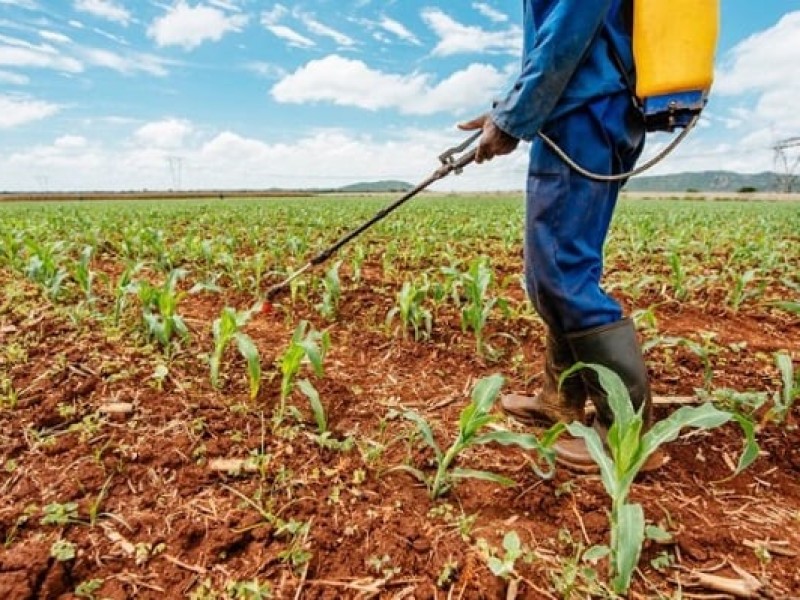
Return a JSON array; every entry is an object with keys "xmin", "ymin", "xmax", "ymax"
[{"xmin": 0, "ymin": 194, "xmax": 798, "ymax": 599}]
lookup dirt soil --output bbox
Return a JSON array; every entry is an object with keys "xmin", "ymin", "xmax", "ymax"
[{"xmin": 0, "ymin": 264, "xmax": 799, "ymax": 600}]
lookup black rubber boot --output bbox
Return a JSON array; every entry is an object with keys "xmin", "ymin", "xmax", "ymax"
[
  {"xmin": 552, "ymin": 318, "xmax": 663, "ymax": 473},
  {"xmin": 501, "ymin": 330, "xmax": 586, "ymax": 425},
  {"xmin": 566, "ymin": 317, "xmax": 653, "ymax": 429}
]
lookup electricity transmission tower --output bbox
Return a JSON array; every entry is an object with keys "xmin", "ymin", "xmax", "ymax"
[
  {"xmin": 773, "ymin": 137, "xmax": 800, "ymax": 193},
  {"xmin": 167, "ymin": 156, "xmax": 184, "ymax": 190}
]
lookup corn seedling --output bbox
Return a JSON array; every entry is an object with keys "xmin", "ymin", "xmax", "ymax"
[
  {"xmin": 210, "ymin": 306, "xmax": 262, "ymax": 401},
  {"xmin": 400, "ymin": 374, "xmax": 564, "ymax": 499},
  {"xmin": 276, "ymin": 321, "xmax": 330, "ymax": 427},
  {"xmin": 23, "ymin": 240, "xmax": 68, "ymax": 300},
  {"xmin": 137, "ymin": 268, "xmax": 189, "ymax": 353},
  {"xmin": 563, "ymin": 363, "xmax": 759, "ymax": 594},
  {"xmin": 316, "ymin": 261, "xmax": 342, "ymax": 320},
  {"xmin": 68, "ymin": 245, "xmax": 95, "ymax": 302},
  {"xmin": 667, "ymin": 250, "xmax": 687, "ymax": 301},
  {"xmin": 451, "ymin": 257, "xmax": 497, "ymax": 357},
  {"xmin": 765, "ymin": 352, "xmax": 799, "ymax": 425},
  {"xmin": 386, "ymin": 280, "xmax": 432, "ymax": 341},
  {"xmin": 111, "ymin": 262, "xmax": 141, "ymax": 326},
  {"xmin": 350, "ymin": 243, "xmax": 367, "ymax": 284}
]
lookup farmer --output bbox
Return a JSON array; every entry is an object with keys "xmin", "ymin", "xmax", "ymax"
[{"xmin": 459, "ymin": 0, "xmax": 663, "ymax": 471}]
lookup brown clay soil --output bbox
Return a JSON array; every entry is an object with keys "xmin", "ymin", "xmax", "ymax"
[{"xmin": 0, "ymin": 262, "xmax": 799, "ymax": 600}]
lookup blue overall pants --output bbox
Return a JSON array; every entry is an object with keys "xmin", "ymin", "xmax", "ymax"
[{"xmin": 524, "ymin": 91, "xmax": 645, "ymax": 335}]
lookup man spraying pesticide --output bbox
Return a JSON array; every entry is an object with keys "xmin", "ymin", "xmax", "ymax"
[
  {"xmin": 263, "ymin": 0, "xmax": 719, "ymax": 472},
  {"xmin": 459, "ymin": 0, "xmax": 719, "ymax": 471}
]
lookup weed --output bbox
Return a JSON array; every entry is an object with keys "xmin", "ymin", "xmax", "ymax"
[{"xmin": 50, "ymin": 538, "xmax": 76, "ymax": 561}]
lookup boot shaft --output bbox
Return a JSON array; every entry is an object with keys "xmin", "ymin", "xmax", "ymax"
[{"xmin": 566, "ymin": 318, "xmax": 653, "ymax": 428}]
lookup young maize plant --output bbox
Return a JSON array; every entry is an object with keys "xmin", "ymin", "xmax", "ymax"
[
  {"xmin": 316, "ymin": 261, "xmax": 342, "ymax": 321},
  {"xmin": 111, "ymin": 262, "xmax": 141, "ymax": 326},
  {"xmin": 442, "ymin": 257, "xmax": 497, "ymax": 357},
  {"xmin": 386, "ymin": 280, "xmax": 432, "ymax": 341},
  {"xmin": 210, "ymin": 306, "xmax": 262, "ymax": 401},
  {"xmin": 72, "ymin": 245, "xmax": 96, "ymax": 302},
  {"xmin": 401, "ymin": 374, "xmax": 565, "ymax": 499},
  {"xmin": 765, "ymin": 352, "xmax": 799, "ymax": 425},
  {"xmin": 137, "ymin": 268, "xmax": 189, "ymax": 354},
  {"xmin": 23, "ymin": 240, "xmax": 68, "ymax": 300},
  {"xmin": 564, "ymin": 363, "xmax": 759, "ymax": 595},
  {"xmin": 276, "ymin": 321, "xmax": 331, "ymax": 429}
]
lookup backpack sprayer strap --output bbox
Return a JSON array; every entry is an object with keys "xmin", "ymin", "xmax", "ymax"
[{"xmin": 540, "ymin": 19, "xmax": 702, "ymax": 183}]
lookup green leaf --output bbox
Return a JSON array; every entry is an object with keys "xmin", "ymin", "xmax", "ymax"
[
  {"xmin": 297, "ymin": 379, "xmax": 327, "ymax": 434},
  {"xmin": 403, "ymin": 410, "xmax": 442, "ymax": 462},
  {"xmin": 775, "ymin": 352, "xmax": 796, "ymax": 410},
  {"xmin": 450, "ymin": 468, "xmax": 515, "ymax": 488},
  {"xmin": 582, "ymin": 545, "xmax": 610, "ymax": 563},
  {"xmin": 772, "ymin": 301, "xmax": 800, "ymax": 315},
  {"xmin": 235, "ymin": 333, "xmax": 261, "ymax": 400},
  {"xmin": 612, "ymin": 503, "xmax": 645, "ymax": 594},
  {"xmin": 473, "ymin": 428, "xmax": 562, "ymax": 480},
  {"xmin": 502, "ymin": 531, "xmax": 521, "ymax": 554},
  {"xmin": 487, "ymin": 556, "xmax": 508, "ymax": 577},
  {"xmin": 592, "ymin": 363, "xmax": 636, "ymax": 428},
  {"xmin": 640, "ymin": 403, "xmax": 730, "ymax": 463},
  {"xmin": 645, "ymin": 524, "xmax": 673, "ymax": 543},
  {"xmin": 471, "ymin": 374, "xmax": 504, "ymax": 415},
  {"xmin": 567, "ymin": 422, "xmax": 617, "ymax": 498},
  {"xmin": 385, "ymin": 465, "xmax": 430, "ymax": 488},
  {"xmin": 731, "ymin": 413, "xmax": 760, "ymax": 474}
]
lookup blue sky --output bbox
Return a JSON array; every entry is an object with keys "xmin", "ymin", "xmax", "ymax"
[{"xmin": 1, "ymin": 0, "xmax": 799, "ymax": 191}]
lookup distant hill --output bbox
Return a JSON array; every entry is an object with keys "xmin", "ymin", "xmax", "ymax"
[
  {"xmin": 336, "ymin": 180, "xmax": 413, "ymax": 193},
  {"xmin": 625, "ymin": 171, "xmax": 783, "ymax": 193}
]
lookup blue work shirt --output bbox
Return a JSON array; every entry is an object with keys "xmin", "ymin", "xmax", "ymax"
[{"xmin": 491, "ymin": 0, "xmax": 633, "ymax": 141}]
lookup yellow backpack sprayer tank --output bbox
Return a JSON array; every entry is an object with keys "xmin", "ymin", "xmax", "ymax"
[
  {"xmin": 634, "ymin": 0, "xmax": 719, "ymax": 132},
  {"xmin": 540, "ymin": 0, "xmax": 720, "ymax": 181}
]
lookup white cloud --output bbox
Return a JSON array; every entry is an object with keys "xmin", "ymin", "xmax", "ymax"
[
  {"xmin": 0, "ymin": 94, "xmax": 59, "ymax": 128},
  {"xmin": 148, "ymin": 1, "xmax": 248, "ymax": 50},
  {"xmin": 0, "ymin": 70, "xmax": 29, "ymax": 85},
  {"xmin": 244, "ymin": 61, "xmax": 285, "ymax": 79},
  {"xmin": 54, "ymin": 135, "xmax": 88, "ymax": 148},
  {"xmin": 0, "ymin": 44, "xmax": 84, "ymax": 73},
  {"xmin": 260, "ymin": 5, "xmax": 288, "ymax": 26},
  {"xmin": 2, "ymin": 125, "xmax": 526, "ymax": 191},
  {"xmin": 377, "ymin": 16, "xmax": 420, "ymax": 45},
  {"xmin": 208, "ymin": 0, "xmax": 240, "ymax": 11},
  {"xmin": 711, "ymin": 11, "xmax": 800, "ymax": 158},
  {"xmin": 39, "ymin": 30, "xmax": 73, "ymax": 44},
  {"xmin": 716, "ymin": 12, "xmax": 800, "ymax": 97},
  {"xmin": 0, "ymin": 0, "xmax": 38, "ymax": 8},
  {"xmin": 73, "ymin": 0, "xmax": 133, "ymax": 26},
  {"xmin": 297, "ymin": 12, "xmax": 355, "ymax": 47},
  {"xmin": 263, "ymin": 24, "xmax": 314, "ymax": 48},
  {"xmin": 81, "ymin": 47, "xmax": 169, "ymax": 76},
  {"xmin": 422, "ymin": 7, "xmax": 520, "ymax": 56},
  {"xmin": 473, "ymin": 3, "xmax": 509, "ymax": 23},
  {"xmin": 271, "ymin": 54, "xmax": 507, "ymax": 116},
  {"xmin": 133, "ymin": 118, "xmax": 194, "ymax": 148}
]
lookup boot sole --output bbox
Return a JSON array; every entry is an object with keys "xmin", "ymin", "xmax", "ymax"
[{"xmin": 500, "ymin": 394, "xmax": 583, "ymax": 427}]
